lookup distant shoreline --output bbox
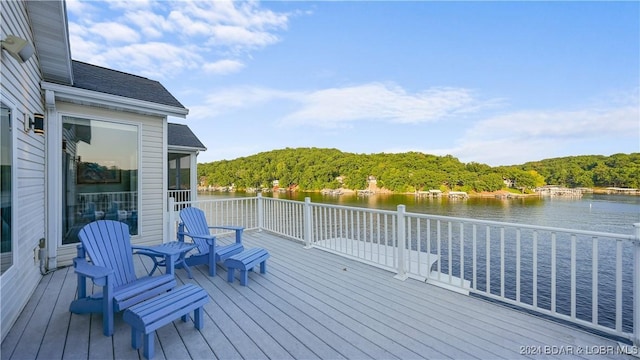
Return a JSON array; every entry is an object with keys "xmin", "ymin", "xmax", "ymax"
[{"xmin": 201, "ymin": 186, "xmax": 639, "ymax": 197}]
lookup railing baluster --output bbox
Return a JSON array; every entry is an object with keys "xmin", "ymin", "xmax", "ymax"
[
  {"xmin": 448, "ymin": 222, "xmax": 453, "ymax": 283},
  {"xmin": 392, "ymin": 215, "xmax": 397, "ymax": 269},
  {"xmin": 384, "ymin": 214, "xmax": 389, "ymax": 266},
  {"xmin": 516, "ymin": 228, "xmax": 521, "ymax": 302},
  {"xmin": 501, "ymin": 227, "xmax": 505, "ymax": 298},
  {"xmin": 460, "ymin": 223, "xmax": 464, "ymax": 288},
  {"xmin": 571, "ymin": 235, "xmax": 576, "ymax": 320},
  {"xmin": 355, "ymin": 212, "xmax": 362, "ymax": 257},
  {"xmin": 376, "ymin": 213, "xmax": 381, "ymax": 264},
  {"xmin": 486, "ymin": 226, "xmax": 491, "ymax": 294},
  {"xmin": 592, "ymin": 237, "xmax": 598, "ymax": 327},
  {"xmin": 335, "ymin": 209, "xmax": 347, "ymax": 251},
  {"xmin": 313, "ymin": 205, "xmax": 318, "ymax": 243},
  {"xmin": 472, "ymin": 224, "xmax": 477, "ymax": 291},
  {"xmin": 323, "ymin": 207, "xmax": 328, "ymax": 243},
  {"xmin": 437, "ymin": 220, "xmax": 442, "ymax": 281},
  {"xmin": 417, "ymin": 219, "xmax": 422, "ymax": 277},
  {"xmin": 369, "ymin": 212, "xmax": 374, "ymax": 263},
  {"xmin": 551, "ymin": 232, "xmax": 557, "ymax": 314},
  {"xmin": 349, "ymin": 209, "xmax": 355, "ymax": 255},
  {"xmin": 304, "ymin": 198, "xmax": 312, "ymax": 248},
  {"xmin": 616, "ymin": 239, "xmax": 622, "ymax": 333},
  {"xmin": 533, "ymin": 231, "xmax": 538, "ymax": 309},
  {"xmin": 427, "ymin": 219, "xmax": 432, "ymax": 279},
  {"xmin": 330, "ymin": 207, "xmax": 335, "ymax": 249}
]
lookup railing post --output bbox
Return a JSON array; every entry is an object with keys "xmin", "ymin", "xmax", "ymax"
[
  {"xmin": 257, "ymin": 193, "xmax": 264, "ymax": 232},
  {"xmin": 167, "ymin": 197, "xmax": 176, "ymax": 244},
  {"xmin": 394, "ymin": 204, "xmax": 408, "ymax": 281},
  {"xmin": 634, "ymin": 223, "xmax": 640, "ymax": 347},
  {"xmin": 304, "ymin": 197, "xmax": 313, "ymax": 249}
]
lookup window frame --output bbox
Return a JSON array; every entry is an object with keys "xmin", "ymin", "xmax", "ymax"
[
  {"xmin": 0, "ymin": 99, "xmax": 17, "ymax": 276},
  {"xmin": 59, "ymin": 112, "xmax": 142, "ymax": 247},
  {"xmin": 168, "ymin": 151, "xmax": 192, "ymax": 191}
]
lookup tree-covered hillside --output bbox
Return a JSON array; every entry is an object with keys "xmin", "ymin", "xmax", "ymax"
[{"xmin": 197, "ymin": 148, "xmax": 639, "ymax": 193}]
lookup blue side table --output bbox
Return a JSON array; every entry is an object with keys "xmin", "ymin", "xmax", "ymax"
[{"xmin": 134, "ymin": 241, "xmax": 197, "ymax": 278}]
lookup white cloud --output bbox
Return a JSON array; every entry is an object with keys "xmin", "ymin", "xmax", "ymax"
[
  {"xmin": 416, "ymin": 91, "xmax": 640, "ymax": 165},
  {"xmin": 124, "ymin": 10, "xmax": 171, "ymax": 39},
  {"xmin": 281, "ymin": 84, "xmax": 487, "ymax": 128},
  {"xmin": 66, "ymin": 0, "xmax": 98, "ymax": 17},
  {"xmin": 201, "ymin": 86, "xmax": 296, "ymax": 117},
  {"xmin": 202, "ymin": 59, "xmax": 245, "ymax": 75},
  {"xmin": 375, "ymin": 88, "xmax": 640, "ymax": 166},
  {"xmin": 198, "ymin": 83, "xmax": 491, "ymax": 128},
  {"xmin": 88, "ymin": 22, "xmax": 141, "ymax": 44},
  {"xmin": 97, "ymin": 42, "xmax": 202, "ymax": 78},
  {"xmin": 208, "ymin": 25, "xmax": 280, "ymax": 49},
  {"xmin": 467, "ymin": 106, "xmax": 639, "ymax": 141},
  {"xmin": 107, "ymin": 0, "xmax": 154, "ymax": 12},
  {"xmin": 67, "ymin": 0, "xmax": 293, "ymax": 78}
]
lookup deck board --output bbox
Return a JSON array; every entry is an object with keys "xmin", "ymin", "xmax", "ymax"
[{"xmin": 2, "ymin": 230, "xmax": 632, "ymax": 359}]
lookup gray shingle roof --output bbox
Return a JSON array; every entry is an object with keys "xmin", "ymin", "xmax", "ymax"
[
  {"xmin": 71, "ymin": 60, "xmax": 186, "ymax": 109},
  {"xmin": 168, "ymin": 123, "xmax": 207, "ymax": 151}
]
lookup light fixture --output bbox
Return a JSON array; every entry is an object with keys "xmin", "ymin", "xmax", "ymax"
[
  {"xmin": 1, "ymin": 35, "xmax": 34, "ymax": 63},
  {"xmin": 33, "ymin": 113, "xmax": 44, "ymax": 134},
  {"xmin": 24, "ymin": 113, "xmax": 45, "ymax": 135}
]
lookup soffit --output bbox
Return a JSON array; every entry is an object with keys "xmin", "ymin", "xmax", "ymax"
[{"xmin": 25, "ymin": 0, "xmax": 73, "ymax": 85}]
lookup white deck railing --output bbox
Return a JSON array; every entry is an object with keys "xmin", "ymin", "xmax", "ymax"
[
  {"xmin": 168, "ymin": 189, "xmax": 192, "ymax": 204},
  {"xmin": 168, "ymin": 194, "xmax": 640, "ymax": 346}
]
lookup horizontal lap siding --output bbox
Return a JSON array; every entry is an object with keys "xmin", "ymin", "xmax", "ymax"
[
  {"xmin": 0, "ymin": 0, "xmax": 47, "ymax": 342},
  {"xmin": 139, "ymin": 121, "xmax": 164, "ymax": 246}
]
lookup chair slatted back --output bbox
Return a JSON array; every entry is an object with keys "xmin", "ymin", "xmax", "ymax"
[
  {"xmin": 179, "ymin": 207, "xmax": 211, "ymax": 254},
  {"xmin": 78, "ymin": 220, "xmax": 137, "ymax": 287}
]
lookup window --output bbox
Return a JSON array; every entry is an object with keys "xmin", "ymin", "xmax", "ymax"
[
  {"xmin": 62, "ymin": 116, "xmax": 139, "ymax": 244},
  {"xmin": 1, "ymin": 104, "xmax": 13, "ymax": 274},
  {"xmin": 168, "ymin": 152, "xmax": 191, "ymax": 203}
]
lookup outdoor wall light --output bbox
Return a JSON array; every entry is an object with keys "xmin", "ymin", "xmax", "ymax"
[
  {"xmin": 33, "ymin": 113, "xmax": 44, "ymax": 134},
  {"xmin": 1, "ymin": 35, "xmax": 34, "ymax": 63},
  {"xmin": 24, "ymin": 113, "xmax": 45, "ymax": 135}
]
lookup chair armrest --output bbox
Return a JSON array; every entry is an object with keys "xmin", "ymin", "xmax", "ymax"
[
  {"xmin": 209, "ymin": 225, "xmax": 244, "ymax": 231},
  {"xmin": 208, "ymin": 226, "xmax": 243, "ymax": 244},
  {"xmin": 73, "ymin": 258, "xmax": 113, "ymax": 287}
]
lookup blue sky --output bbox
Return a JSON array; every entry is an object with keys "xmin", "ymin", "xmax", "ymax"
[{"xmin": 66, "ymin": 1, "xmax": 639, "ymax": 166}]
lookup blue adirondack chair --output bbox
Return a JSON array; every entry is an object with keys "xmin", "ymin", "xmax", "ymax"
[
  {"xmin": 177, "ymin": 207, "xmax": 244, "ymax": 276},
  {"xmin": 69, "ymin": 220, "xmax": 177, "ymax": 336}
]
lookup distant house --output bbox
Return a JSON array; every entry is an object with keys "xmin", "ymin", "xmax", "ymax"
[{"xmin": 1, "ymin": 0, "xmax": 204, "ymax": 339}]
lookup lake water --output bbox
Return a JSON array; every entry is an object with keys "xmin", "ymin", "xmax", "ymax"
[{"xmin": 199, "ymin": 191, "xmax": 639, "ymax": 334}]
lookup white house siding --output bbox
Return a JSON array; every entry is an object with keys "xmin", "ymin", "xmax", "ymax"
[
  {"xmin": 0, "ymin": 0, "xmax": 47, "ymax": 342},
  {"xmin": 53, "ymin": 103, "xmax": 167, "ymax": 265}
]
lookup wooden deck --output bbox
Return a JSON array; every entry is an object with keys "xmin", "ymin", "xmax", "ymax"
[{"xmin": 2, "ymin": 231, "xmax": 633, "ymax": 359}]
